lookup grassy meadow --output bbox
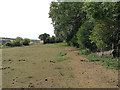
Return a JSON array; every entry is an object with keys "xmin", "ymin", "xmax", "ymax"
[{"xmin": 2, "ymin": 43, "xmax": 118, "ymax": 88}]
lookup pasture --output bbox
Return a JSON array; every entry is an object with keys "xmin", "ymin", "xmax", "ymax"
[{"xmin": 2, "ymin": 43, "xmax": 118, "ymax": 88}]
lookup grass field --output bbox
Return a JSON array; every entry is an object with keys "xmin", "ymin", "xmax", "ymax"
[{"xmin": 2, "ymin": 43, "xmax": 118, "ymax": 88}]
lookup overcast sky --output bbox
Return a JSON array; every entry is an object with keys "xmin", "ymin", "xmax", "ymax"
[{"xmin": 0, "ymin": 0, "xmax": 54, "ymax": 40}]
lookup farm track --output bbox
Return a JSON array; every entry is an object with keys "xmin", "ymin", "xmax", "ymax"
[
  {"xmin": 2, "ymin": 44, "xmax": 118, "ymax": 88},
  {"xmin": 65, "ymin": 48, "xmax": 118, "ymax": 88}
]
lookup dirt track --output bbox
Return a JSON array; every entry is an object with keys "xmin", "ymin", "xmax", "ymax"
[{"xmin": 65, "ymin": 48, "xmax": 118, "ymax": 88}]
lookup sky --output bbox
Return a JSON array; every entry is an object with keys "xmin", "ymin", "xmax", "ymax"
[{"xmin": 0, "ymin": 0, "xmax": 55, "ymax": 40}]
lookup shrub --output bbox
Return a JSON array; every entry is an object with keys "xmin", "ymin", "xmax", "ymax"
[
  {"xmin": 23, "ymin": 39, "xmax": 30, "ymax": 46},
  {"xmin": 13, "ymin": 37, "xmax": 23, "ymax": 46},
  {"xmin": 4, "ymin": 42, "xmax": 13, "ymax": 47},
  {"xmin": 76, "ymin": 21, "xmax": 96, "ymax": 50}
]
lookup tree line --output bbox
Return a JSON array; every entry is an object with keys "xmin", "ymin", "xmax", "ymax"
[
  {"xmin": 4, "ymin": 37, "xmax": 30, "ymax": 47},
  {"xmin": 49, "ymin": 2, "xmax": 120, "ymax": 57},
  {"xmin": 38, "ymin": 33, "xmax": 62, "ymax": 44}
]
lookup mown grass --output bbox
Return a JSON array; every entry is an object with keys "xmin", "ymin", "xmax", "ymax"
[{"xmin": 76, "ymin": 49, "xmax": 119, "ymax": 70}]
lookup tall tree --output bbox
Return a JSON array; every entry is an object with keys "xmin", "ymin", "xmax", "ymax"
[
  {"xmin": 49, "ymin": 2, "xmax": 85, "ymax": 46},
  {"xmin": 38, "ymin": 33, "xmax": 50, "ymax": 44}
]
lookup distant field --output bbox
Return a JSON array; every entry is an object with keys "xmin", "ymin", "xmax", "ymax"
[{"xmin": 2, "ymin": 43, "xmax": 118, "ymax": 88}]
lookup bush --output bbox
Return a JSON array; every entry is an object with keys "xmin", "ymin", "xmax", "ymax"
[
  {"xmin": 23, "ymin": 39, "xmax": 30, "ymax": 46},
  {"xmin": 13, "ymin": 37, "xmax": 23, "ymax": 46},
  {"xmin": 4, "ymin": 42, "xmax": 13, "ymax": 47},
  {"xmin": 76, "ymin": 21, "xmax": 96, "ymax": 50},
  {"xmin": 4, "ymin": 37, "xmax": 31, "ymax": 47}
]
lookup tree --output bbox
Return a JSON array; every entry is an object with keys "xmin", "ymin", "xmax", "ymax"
[
  {"xmin": 49, "ymin": 2, "xmax": 85, "ymax": 46},
  {"xmin": 76, "ymin": 21, "xmax": 96, "ymax": 50},
  {"xmin": 83, "ymin": 2, "xmax": 120, "ymax": 51},
  {"xmin": 49, "ymin": 2, "xmax": 120, "ymax": 56},
  {"xmin": 23, "ymin": 38, "xmax": 30, "ymax": 46},
  {"xmin": 13, "ymin": 37, "xmax": 23, "ymax": 46},
  {"xmin": 38, "ymin": 33, "xmax": 50, "ymax": 44},
  {"xmin": 49, "ymin": 36, "xmax": 56, "ymax": 43}
]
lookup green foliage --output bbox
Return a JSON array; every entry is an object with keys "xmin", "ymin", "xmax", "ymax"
[
  {"xmin": 77, "ymin": 48, "xmax": 91, "ymax": 55},
  {"xmin": 56, "ymin": 51, "xmax": 70, "ymax": 61},
  {"xmin": 87, "ymin": 53, "xmax": 119, "ymax": 70},
  {"xmin": 89, "ymin": 23, "xmax": 107, "ymax": 51},
  {"xmin": 76, "ymin": 21, "xmax": 96, "ymax": 50},
  {"xmin": 49, "ymin": 2, "xmax": 120, "ymax": 57},
  {"xmin": 49, "ymin": 2, "xmax": 85, "ymax": 46},
  {"xmin": 23, "ymin": 38, "xmax": 30, "ymax": 46},
  {"xmin": 59, "ymin": 71, "xmax": 64, "ymax": 76},
  {"xmin": 13, "ymin": 37, "xmax": 23, "ymax": 46},
  {"xmin": 38, "ymin": 33, "xmax": 62, "ymax": 44},
  {"xmin": 56, "ymin": 56, "xmax": 70, "ymax": 62},
  {"xmin": 38, "ymin": 33, "xmax": 50, "ymax": 44},
  {"xmin": 4, "ymin": 42, "xmax": 13, "ymax": 47},
  {"xmin": 4, "ymin": 37, "xmax": 31, "ymax": 47},
  {"xmin": 84, "ymin": 2, "xmax": 120, "ymax": 51}
]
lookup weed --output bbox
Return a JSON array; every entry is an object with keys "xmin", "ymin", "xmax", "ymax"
[
  {"xmin": 59, "ymin": 71, "xmax": 64, "ymax": 76},
  {"xmin": 56, "ymin": 56, "xmax": 70, "ymax": 62},
  {"xmin": 58, "ymin": 51, "xmax": 67, "ymax": 56}
]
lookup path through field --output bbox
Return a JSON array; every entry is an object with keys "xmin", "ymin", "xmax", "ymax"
[{"xmin": 2, "ymin": 43, "xmax": 118, "ymax": 88}]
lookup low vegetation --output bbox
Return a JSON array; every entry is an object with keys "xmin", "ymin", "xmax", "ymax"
[
  {"xmin": 88, "ymin": 54, "xmax": 119, "ymax": 70},
  {"xmin": 76, "ymin": 48, "xmax": 91, "ymax": 55},
  {"xmin": 76, "ymin": 50, "xmax": 119, "ymax": 70},
  {"xmin": 59, "ymin": 71, "xmax": 64, "ymax": 76},
  {"xmin": 2, "ymin": 43, "xmax": 118, "ymax": 88},
  {"xmin": 3, "ymin": 37, "xmax": 30, "ymax": 48},
  {"xmin": 55, "ymin": 66, "xmax": 62, "ymax": 69},
  {"xmin": 56, "ymin": 51, "xmax": 70, "ymax": 62},
  {"xmin": 56, "ymin": 56, "xmax": 70, "ymax": 62},
  {"xmin": 38, "ymin": 33, "xmax": 62, "ymax": 44}
]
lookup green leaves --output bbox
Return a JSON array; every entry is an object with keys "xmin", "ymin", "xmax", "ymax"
[{"xmin": 49, "ymin": 2, "xmax": 119, "ymax": 53}]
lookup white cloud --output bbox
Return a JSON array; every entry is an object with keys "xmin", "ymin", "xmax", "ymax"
[{"xmin": 0, "ymin": 0, "xmax": 54, "ymax": 39}]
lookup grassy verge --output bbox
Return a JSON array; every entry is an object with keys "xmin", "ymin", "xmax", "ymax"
[{"xmin": 76, "ymin": 49, "xmax": 119, "ymax": 70}]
